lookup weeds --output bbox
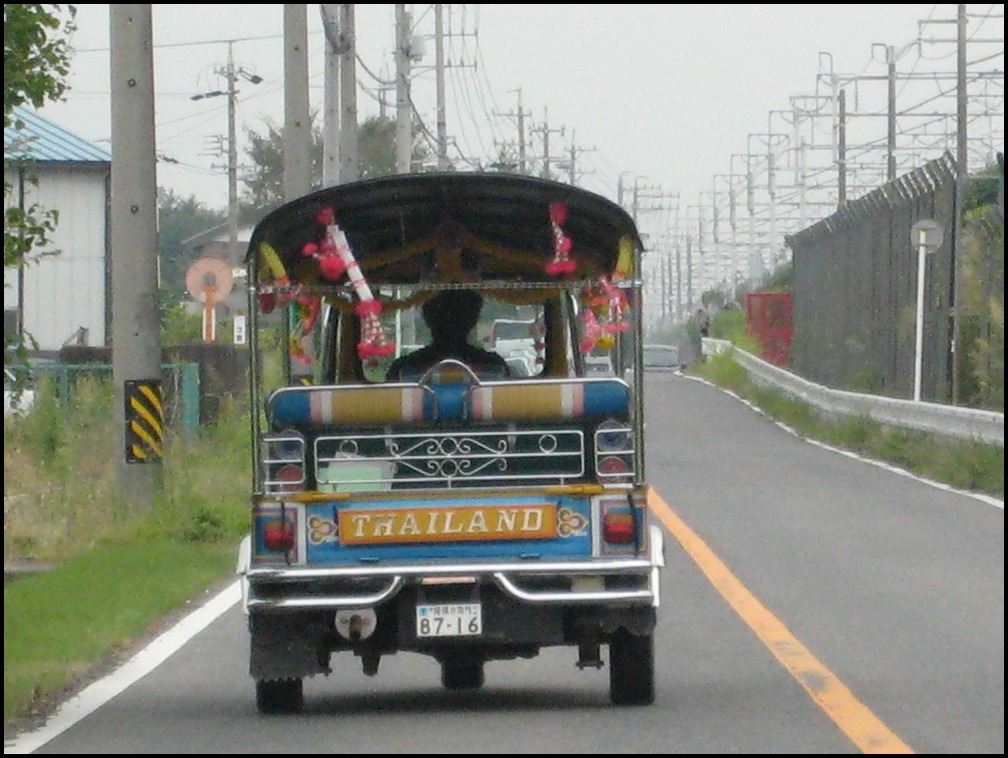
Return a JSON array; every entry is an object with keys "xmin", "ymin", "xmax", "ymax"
[{"xmin": 693, "ymin": 353, "xmax": 1003, "ymax": 500}]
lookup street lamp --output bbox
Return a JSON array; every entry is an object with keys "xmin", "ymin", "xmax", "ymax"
[{"xmin": 190, "ymin": 41, "xmax": 263, "ymax": 256}]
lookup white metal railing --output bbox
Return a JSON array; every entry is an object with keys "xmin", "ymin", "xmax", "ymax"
[{"xmin": 701, "ymin": 338, "xmax": 1004, "ymax": 446}]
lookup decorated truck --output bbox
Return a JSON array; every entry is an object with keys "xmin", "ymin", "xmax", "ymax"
[{"xmin": 236, "ymin": 172, "xmax": 664, "ymax": 713}]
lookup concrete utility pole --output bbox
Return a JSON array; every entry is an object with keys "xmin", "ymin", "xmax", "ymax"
[
  {"xmin": 191, "ymin": 42, "xmax": 262, "ymax": 255},
  {"xmin": 321, "ymin": 4, "xmax": 340, "ymax": 186},
  {"xmin": 339, "ymin": 4, "xmax": 358, "ymax": 182},
  {"xmin": 225, "ymin": 43, "xmax": 239, "ymax": 253},
  {"xmin": 395, "ymin": 4, "xmax": 413, "ymax": 174},
  {"xmin": 533, "ymin": 108, "xmax": 564, "ymax": 179},
  {"xmin": 837, "ymin": 88, "xmax": 847, "ymax": 209},
  {"xmin": 493, "ymin": 89, "xmax": 529, "ymax": 172},
  {"xmin": 284, "ymin": 4, "xmax": 311, "ymax": 200},
  {"xmin": 109, "ymin": 4, "xmax": 162, "ymax": 508},
  {"xmin": 434, "ymin": 4, "xmax": 449, "ymax": 169}
]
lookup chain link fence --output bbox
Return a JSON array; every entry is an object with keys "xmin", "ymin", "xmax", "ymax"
[{"xmin": 786, "ymin": 153, "xmax": 961, "ymax": 402}]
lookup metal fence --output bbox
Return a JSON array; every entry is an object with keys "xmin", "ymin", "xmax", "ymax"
[
  {"xmin": 29, "ymin": 362, "xmax": 201, "ymax": 435},
  {"xmin": 786, "ymin": 153, "xmax": 958, "ymax": 401}
]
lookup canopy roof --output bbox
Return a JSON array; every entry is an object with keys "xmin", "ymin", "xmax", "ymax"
[{"xmin": 246, "ymin": 172, "xmax": 644, "ymax": 288}]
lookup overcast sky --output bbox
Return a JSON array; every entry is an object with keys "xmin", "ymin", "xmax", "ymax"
[{"xmin": 35, "ymin": 4, "xmax": 1001, "ymax": 234}]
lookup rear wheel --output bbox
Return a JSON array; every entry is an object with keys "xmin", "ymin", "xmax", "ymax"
[
  {"xmin": 608, "ymin": 630, "xmax": 655, "ymax": 706},
  {"xmin": 256, "ymin": 678, "xmax": 304, "ymax": 714},
  {"xmin": 440, "ymin": 659, "xmax": 485, "ymax": 690}
]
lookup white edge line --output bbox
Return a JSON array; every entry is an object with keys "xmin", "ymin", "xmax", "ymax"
[
  {"xmin": 5, "ymin": 375, "xmax": 1002, "ymax": 752},
  {"xmin": 683, "ymin": 373, "xmax": 1004, "ymax": 511},
  {"xmin": 4, "ymin": 580, "xmax": 242, "ymax": 755}
]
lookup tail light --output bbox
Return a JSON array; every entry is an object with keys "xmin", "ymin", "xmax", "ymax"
[
  {"xmin": 275, "ymin": 463, "xmax": 306, "ymax": 493},
  {"xmin": 594, "ymin": 419, "xmax": 635, "ymax": 483},
  {"xmin": 263, "ymin": 518, "xmax": 296, "ymax": 552},
  {"xmin": 598, "ymin": 455, "xmax": 631, "ymax": 481},
  {"xmin": 602, "ymin": 510, "xmax": 636, "ymax": 544},
  {"xmin": 262, "ymin": 432, "xmax": 306, "ymax": 493}
]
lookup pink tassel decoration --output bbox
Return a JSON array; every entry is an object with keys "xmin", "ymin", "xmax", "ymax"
[{"xmin": 545, "ymin": 201, "xmax": 577, "ymax": 276}]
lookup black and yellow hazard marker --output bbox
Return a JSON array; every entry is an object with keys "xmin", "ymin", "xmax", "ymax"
[{"xmin": 124, "ymin": 379, "xmax": 164, "ymax": 463}]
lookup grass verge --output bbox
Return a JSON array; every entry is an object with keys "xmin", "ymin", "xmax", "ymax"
[
  {"xmin": 3, "ymin": 375, "xmax": 250, "ymax": 732},
  {"xmin": 4, "ymin": 541, "xmax": 237, "ymax": 730},
  {"xmin": 693, "ymin": 349, "xmax": 1004, "ymax": 500}
]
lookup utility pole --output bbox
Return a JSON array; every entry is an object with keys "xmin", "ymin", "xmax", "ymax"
[
  {"xmin": 191, "ymin": 43, "xmax": 262, "ymax": 255},
  {"xmin": 283, "ymin": 4, "xmax": 311, "ymax": 200},
  {"xmin": 339, "ymin": 5, "xmax": 358, "ymax": 182},
  {"xmin": 837, "ymin": 88, "xmax": 847, "ymax": 209},
  {"xmin": 395, "ymin": 4, "xmax": 413, "ymax": 174},
  {"xmin": 320, "ymin": 4, "xmax": 341, "ymax": 186},
  {"xmin": 225, "ymin": 43, "xmax": 238, "ymax": 253},
  {"xmin": 532, "ymin": 108, "xmax": 564, "ymax": 179},
  {"xmin": 109, "ymin": 4, "xmax": 162, "ymax": 508},
  {"xmin": 434, "ymin": 4, "xmax": 449, "ymax": 169},
  {"xmin": 322, "ymin": 3, "xmax": 358, "ymax": 184}
]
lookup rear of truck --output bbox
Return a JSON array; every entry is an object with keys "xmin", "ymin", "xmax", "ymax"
[{"xmin": 236, "ymin": 172, "xmax": 663, "ymax": 713}]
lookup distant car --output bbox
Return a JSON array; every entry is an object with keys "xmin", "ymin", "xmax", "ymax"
[
  {"xmin": 584, "ymin": 354, "xmax": 614, "ymax": 375},
  {"xmin": 4, "ymin": 367, "xmax": 36, "ymax": 417},
  {"xmin": 642, "ymin": 344, "xmax": 682, "ymax": 371},
  {"xmin": 505, "ymin": 353, "xmax": 537, "ymax": 377}
]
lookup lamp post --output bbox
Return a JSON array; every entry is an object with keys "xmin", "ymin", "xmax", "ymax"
[
  {"xmin": 910, "ymin": 219, "xmax": 943, "ymax": 402},
  {"xmin": 191, "ymin": 41, "xmax": 262, "ymax": 257}
]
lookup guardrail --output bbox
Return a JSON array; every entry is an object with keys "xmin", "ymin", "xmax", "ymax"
[{"xmin": 701, "ymin": 338, "xmax": 1004, "ymax": 447}]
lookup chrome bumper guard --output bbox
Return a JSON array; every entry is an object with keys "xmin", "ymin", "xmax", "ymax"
[{"xmin": 238, "ymin": 526, "xmax": 664, "ymax": 613}]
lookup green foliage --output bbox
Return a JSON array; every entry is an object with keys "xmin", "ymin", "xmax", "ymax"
[
  {"xmin": 710, "ymin": 308, "xmax": 759, "ymax": 351},
  {"xmin": 156, "ymin": 188, "xmax": 227, "ymax": 300},
  {"xmin": 958, "ymin": 201, "xmax": 1004, "ymax": 411},
  {"xmin": 4, "ymin": 541, "xmax": 236, "ymax": 725},
  {"xmin": 3, "ymin": 372, "xmax": 251, "ymax": 727},
  {"xmin": 160, "ymin": 301, "xmax": 203, "ymax": 346},
  {"xmin": 4, "ymin": 373, "xmax": 250, "ymax": 562},
  {"xmin": 760, "ymin": 261, "xmax": 793, "ymax": 293},
  {"xmin": 241, "ymin": 115, "xmax": 324, "ymax": 219},
  {"xmin": 241, "ymin": 113, "xmax": 433, "ymax": 218},
  {"xmin": 4, "ymin": 4, "xmax": 77, "ymax": 361},
  {"xmin": 3, "ymin": 4, "xmax": 76, "ymax": 121}
]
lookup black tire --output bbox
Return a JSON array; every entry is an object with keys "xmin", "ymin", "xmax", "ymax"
[
  {"xmin": 256, "ymin": 678, "xmax": 304, "ymax": 714},
  {"xmin": 440, "ymin": 659, "xmax": 485, "ymax": 690},
  {"xmin": 609, "ymin": 630, "xmax": 655, "ymax": 706}
]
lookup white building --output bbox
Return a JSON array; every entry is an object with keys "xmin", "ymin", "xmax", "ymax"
[{"xmin": 4, "ymin": 106, "xmax": 112, "ymax": 355}]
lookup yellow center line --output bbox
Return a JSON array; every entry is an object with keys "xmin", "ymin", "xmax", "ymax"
[{"xmin": 648, "ymin": 489, "xmax": 914, "ymax": 754}]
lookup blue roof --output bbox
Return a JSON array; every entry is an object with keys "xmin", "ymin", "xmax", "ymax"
[{"xmin": 4, "ymin": 105, "xmax": 111, "ymax": 163}]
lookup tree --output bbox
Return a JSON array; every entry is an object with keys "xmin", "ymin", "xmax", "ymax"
[
  {"xmin": 4, "ymin": 4, "xmax": 77, "ymax": 362},
  {"xmin": 241, "ymin": 115, "xmax": 325, "ymax": 221},
  {"xmin": 240, "ymin": 113, "xmax": 431, "ymax": 215},
  {"xmin": 157, "ymin": 188, "xmax": 227, "ymax": 305}
]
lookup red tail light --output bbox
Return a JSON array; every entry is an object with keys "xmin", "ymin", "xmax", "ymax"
[
  {"xmin": 597, "ymin": 455, "xmax": 630, "ymax": 480},
  {"xmin": 263, "ymin": 519, "xmax": 296, "ymax": 552},
  {"xmin": 602, "ymin": 511, "xmax": 636, "ymax": 544},
  {"xmin": 275, "ymin": 463, "xmax": 305, "ymax": 493}
]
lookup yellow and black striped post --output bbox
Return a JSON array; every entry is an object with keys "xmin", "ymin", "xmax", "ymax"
[{"xmin": 124, "ymin": 379, "xmax": 164, "ymax": 463}]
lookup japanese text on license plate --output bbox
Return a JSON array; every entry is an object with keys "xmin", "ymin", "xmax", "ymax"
[{"xmin": 416, "ymin": 603, "xmax": 482, "ymax": 637}]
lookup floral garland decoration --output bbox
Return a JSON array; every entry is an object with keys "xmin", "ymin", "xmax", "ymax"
[
  {"xmin": 579, "ymin": 276, "xmax": 629, "ymax": 354},
  {"xmin": 303, "ymin": 207, "xmax": 396, "ymax": 361},
  {"xmin": 544, "ymin": 201, "xmax": 577, "ymax": 276}
]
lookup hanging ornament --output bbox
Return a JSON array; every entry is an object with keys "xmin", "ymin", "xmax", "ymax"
[
  {"xmin": 545, "ymin": 201, "xmax": 577, "ymax": 276},
  {"xmin": 301, "ymin": 211, "xmax": 349, "ymax": 282},
  {"xmin": 579, "ymin": 307, "xmax": 604, "ymax": 354},
  {"xmin": 578, "ymin": 276, "xmax": 630, "ymax": 353},
  {"xmin": 319, "ymin": 210, "xmax": 396, "ymax": 360}
]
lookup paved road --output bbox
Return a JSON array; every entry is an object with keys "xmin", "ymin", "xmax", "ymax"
[{"xmin": 8, "ymin": 374, "xmax": 1003, "ymax": 754}]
